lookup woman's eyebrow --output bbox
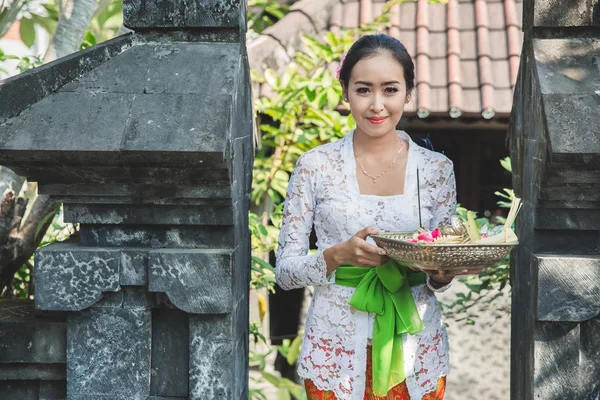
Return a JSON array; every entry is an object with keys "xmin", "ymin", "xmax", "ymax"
[{"xmin": 353, "ymin": 80, "xmax": 401, "ymax": 86}]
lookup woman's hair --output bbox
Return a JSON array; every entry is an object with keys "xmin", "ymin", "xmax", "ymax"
[{"xmin": 338, "ymin": 34, "xmax": 415, "ymax": 93}]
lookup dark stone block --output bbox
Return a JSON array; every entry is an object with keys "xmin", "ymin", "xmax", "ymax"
[
  {"xmin": 543, "ymin": 93, "xmax": 600, "ymax": 156},
  {"xmin": 39, "ymin": 183, "xmax": 231, "ymax": 199},
  {"xmin": 67, "ymin": 308, "xmax": 151, "ymax": 398},
  {"xmin": 35, "ymin": 244, "xmax": 120, "ymax": 311},
  {"xmin": 0, "ymin": 34, "xmax": 132, "ymax": 123},
  {"xmin": 0, "ymin": 380, "xmax": 66, "ymax": 400},
  {"xmin": 80, "ymin": 225, "xmax": 234, "ymax": 249},
  {"xmin": 120, "ymin": 250, "xmax": 148, "ymax": 286},
  {"xmin": 189, "ymin": 315, "xmax": 234, "ymax": 399},
  {"xmin": 0, "ymin": 364, "xmax": 65, "ymax": 380},
  {"xmin": 580, "ymin": 316, "xmax": 600, "ymax": 399},
  {"xmin": 150, "ymin": 309, "xmax": 189, "ymax": 397},
  {"xmin": 535, "ymin": 38, "xmax": 600, "ymax": 94},
  {"xmin": 536, "ymin": 254, "xmax": 600, "ymax": 321},
  {"xmin": 534, "ymin": 321, "xmax": 580, "ymax": 400},
  {"xmin": 535, "ymin": 208, "xmax": 600, "ymax": 230},
  {"xmin": 543, "ymin": 166, "xmax": 600, "ymax": 186},
  {"xmin": 122, "ymin": 94, "xmax": 230, "ymax": 155},
  {"xmin": 26, "ymin": 166, "xmax": 230, "ymax": 186},
  {"xmin": 540, "ymin": 186, "xmax": 600, "ymax": 202},
  {"xmin": 122, "ymin": 287, "xmax": 157, "ymax": 308},
  {"xmin": 0, "ymin": 380, "xmax": 38, "ymax": 400},
  {"xmin": 533, "ymin": 0, "xmax": 597, "ymax": 27},
  {"xmin": 123, "ymin": 0, "xmax": 243, "ymax": 29},
  {"xmin": 0, "ymin": 92, "xmax": 133, "ymax": 152},
  {"xmin": 148, "ymin": 249, "xmax": 233, "ymax": 314},
  {"xmin": 538, "ymin": 200, "xmax": 600, "ymax": 209},
  {"xmin": 0, "ymin": 301, "xmax": 66, "ymax": 364},
  {"xmin": 91, "ymin": 291, "xmax": 124, "ymax": 308},
  {"xmin": 510, "ymin": 246, "xmax": 537, "ymax": 400},
  {"xmin": 143, "ymin": 43, "xmax": 238, "ymax": 95},
  {"xmin": 533, "ymin": 230, "xmax": 599, "ymax": 254},
  {"xmin": 63, "ymin": 204, "xmax": 233, "ymax": 225},
  {"xmin": 39, "ymin": 381, "xmax": 67, "ymax": 400}
]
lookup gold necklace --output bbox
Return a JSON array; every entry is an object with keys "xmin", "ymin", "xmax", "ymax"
[{"xmin": 355, "ymin": 140, "xmax": 404, "ymax": 183}]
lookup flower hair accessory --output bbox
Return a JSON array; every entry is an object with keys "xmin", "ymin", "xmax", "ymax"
[{"xmin": 336, "ymin": 52, "xmax": 347, "ymax": 80}]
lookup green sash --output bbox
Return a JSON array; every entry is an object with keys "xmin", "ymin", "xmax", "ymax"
[{"xmin": 335, "ymin": 260, "xmax": 426, "ymax": 396}]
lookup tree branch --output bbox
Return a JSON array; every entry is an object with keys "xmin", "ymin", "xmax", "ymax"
[{"xmin": 43, "ymin": 0, "xmax": 101, "ymax": 62}]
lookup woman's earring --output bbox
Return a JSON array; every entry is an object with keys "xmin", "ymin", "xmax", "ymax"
[{"xmin": 405, "ymin": 96, "xmax": 411, "ymax": 104}]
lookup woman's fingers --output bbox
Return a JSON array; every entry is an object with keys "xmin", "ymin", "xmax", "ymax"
[{"xmin": 354, "ymin": 226, "xmax": 380, "ymax": 240}]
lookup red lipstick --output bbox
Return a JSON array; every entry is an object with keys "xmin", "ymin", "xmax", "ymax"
[{"xmin": 367, "ymin": 116, "xmax": 388, "ymax": 124}]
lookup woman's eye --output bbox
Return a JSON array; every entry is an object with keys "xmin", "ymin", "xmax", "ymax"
[
  {"xmin": 356, "ymin": 87, "xmax": 369, "ymax": 94},
  {"xmin": 385, "ymin": 87, "xmax": 399, "ymax": 93}
]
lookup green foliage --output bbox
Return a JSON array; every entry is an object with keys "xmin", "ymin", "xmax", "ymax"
[
  {"xmin": 247, "ymin": 0, "xmax": 289, "ymax": 35},
  {"xmin": 441, "ymin": 157, "xmax": 515, "ymax": 324},
  {"xmin": 80, "ymin": 0, "xmax": 123, "ymax": 50},
  {"xmin": 9, "ymin": 202, "xmax": 76, "ymax": 299}
]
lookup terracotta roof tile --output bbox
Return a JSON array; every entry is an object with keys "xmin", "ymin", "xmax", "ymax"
[
  {"xmin": 399, "ymin": 31, "xmax": 416, "ymax": 56},
  {"xmin": 458, "ymin": 3, "xmax": 476, "ymax": 29},
  {"xmin": 447, "ymin": 0, "xmax": 463, "ymax": 117},
  {"xmin": 428, "ymin": 4, "xmax": 446, "ymax": 32},
  {"xmin": 342, "ymin": 1, "xmax": 360, "ymax": 28},
  {"xmin": 398, "ymin": 2, "xmax": 417, "ymax": 29},
  {"xmin": 360, "ymin": 0, "xmax": 373, "ymax": 24},
  {"xmin": 429, "ymin": 32, "xmax": 447, "ymax": 57},
  {"xmin": 489, "ymin": 30, "xmax": 509, "ymax": 59},
  {"xmin": 430, "ymin": 58, "xmax": 448, "ymax": 87},
  {"xmin": 259, "ymin": 0, "xmax": 523, "ymax": 120},
  {"xmin": 492, "ymin": 60, "xmax": 511, "ymax": 88},
  {"xmin": 461, "ymin": 60, "xmax": 479, "ymax": 88},
  {"xmin": 331, "ymin": 3, "xmax": 344, "ymax": 31},
  {"xmin": 459, "ymin": 30, "xmax": 478, "ymax": 60},
  {"xmin": 487, "ymin": 2, "xmax": 507, "ymax": 30}
]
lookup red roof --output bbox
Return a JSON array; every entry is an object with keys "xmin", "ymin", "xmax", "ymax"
[{"xmin": 329, "ymin": 0, "xmax": 523, "ymax": 119}]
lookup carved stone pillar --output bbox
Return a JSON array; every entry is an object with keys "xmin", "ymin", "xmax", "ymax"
[
  {"xmin": 0, "ymin": 1, "xmax": 252, "ymax": 398},
  {"xmin": 509, "ymin": 1, "xmax": 600, "ymax": 398}
]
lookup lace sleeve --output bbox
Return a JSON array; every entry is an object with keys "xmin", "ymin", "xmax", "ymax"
[
  {"xmin": 275, "ymin": 152, "xmax": 332, "ymax": 291},
  {"xmin": 427, "ymin": 160, "xmax": 457, "ymax": 293},
  {"xmin": 431, "ymin": 160, "xmax": 457, "ymax": 227}
]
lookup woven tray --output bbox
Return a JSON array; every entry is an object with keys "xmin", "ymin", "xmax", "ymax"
[{"xmin": 371, "ymin": 232, "xmax": 518, "ymax": 271}]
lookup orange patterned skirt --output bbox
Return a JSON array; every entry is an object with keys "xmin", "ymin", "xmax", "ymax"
[{"xmin": 304, "ymin": 347, "xmax": 446, "ymax": 400}]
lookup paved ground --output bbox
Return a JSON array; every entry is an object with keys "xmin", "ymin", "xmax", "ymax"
[
  {"xmin": 437, "ymin": 282, "xmax": 511, "ymax": 400},
  {"xmin": 250, "ymin": 282, "xmax": 511, "ymax": 400}
]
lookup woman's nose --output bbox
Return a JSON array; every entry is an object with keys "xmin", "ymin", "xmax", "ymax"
[{"xmin": 370, "ymin": 94, "xmax": 384, "ymax": 112}]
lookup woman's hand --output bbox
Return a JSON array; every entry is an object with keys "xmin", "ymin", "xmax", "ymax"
[
  {"xmin": 324, "ymin": 227, "xmax": 388, "ymax": 274},
  {"xmin": 423, "ymin": 267, "xmax": 485, "ymax": 288}
]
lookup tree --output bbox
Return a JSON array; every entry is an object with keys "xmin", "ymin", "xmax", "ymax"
[
  {"xmin": 0, "ymin": 0, "xmax": 118, "ymax": 298},
  {"xmin": 0, "ymin": 169, "xmax": 57, "ymax": 298}
]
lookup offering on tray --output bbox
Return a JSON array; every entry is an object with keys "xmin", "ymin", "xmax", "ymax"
[
  {"xmin": 410, "ymin": 196, "xmax": 521, "ymax": 245},
  {"xmin": 371, "ymin": 197, "xmax": 522, "ymax": 271}
]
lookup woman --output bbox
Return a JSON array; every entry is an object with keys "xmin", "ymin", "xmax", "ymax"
[{"xmin": 275, "ymin": 34, "xmax": 479, "ymax": 400}]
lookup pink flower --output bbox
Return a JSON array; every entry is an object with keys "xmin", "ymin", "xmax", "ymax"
[
  {"xmin": 336, "ymin": 53, "xmax": 347, "ymax": 80},
  {"xmin": 431, "ymin": 228, "xmax": 441, "ymax": 239},
  {"xmin": 417, "ymin": 231, "xmax": 435, "ymax": 243}
]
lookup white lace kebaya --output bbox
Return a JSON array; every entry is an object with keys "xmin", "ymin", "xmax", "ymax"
[{"xmin": 275, "ymin": 130, "xmax": 457, "ymax": 400}]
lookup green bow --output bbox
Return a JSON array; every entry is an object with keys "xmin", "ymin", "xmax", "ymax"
[{"xmin": 335, "ymin": 260, "xmax": 426, "ymax": 396}]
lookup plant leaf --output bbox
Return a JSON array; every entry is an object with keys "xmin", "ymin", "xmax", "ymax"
[{"xmin": 19, "ymin": 17, "xmax": 36, "ymax": 47}]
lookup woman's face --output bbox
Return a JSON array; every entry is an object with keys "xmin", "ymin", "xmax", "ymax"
[{"xmin": 343, "ymin": 52, "xmax": 409, "ymax": 139}]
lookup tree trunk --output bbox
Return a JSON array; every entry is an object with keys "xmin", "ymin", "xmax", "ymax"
[
  {"xmin": 43, "ymin": 0, "xmax": 100, "ymax": 62},
  {"xmin": 0, "ymin": 168, "xmax": 56, "ymax": 297}
]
